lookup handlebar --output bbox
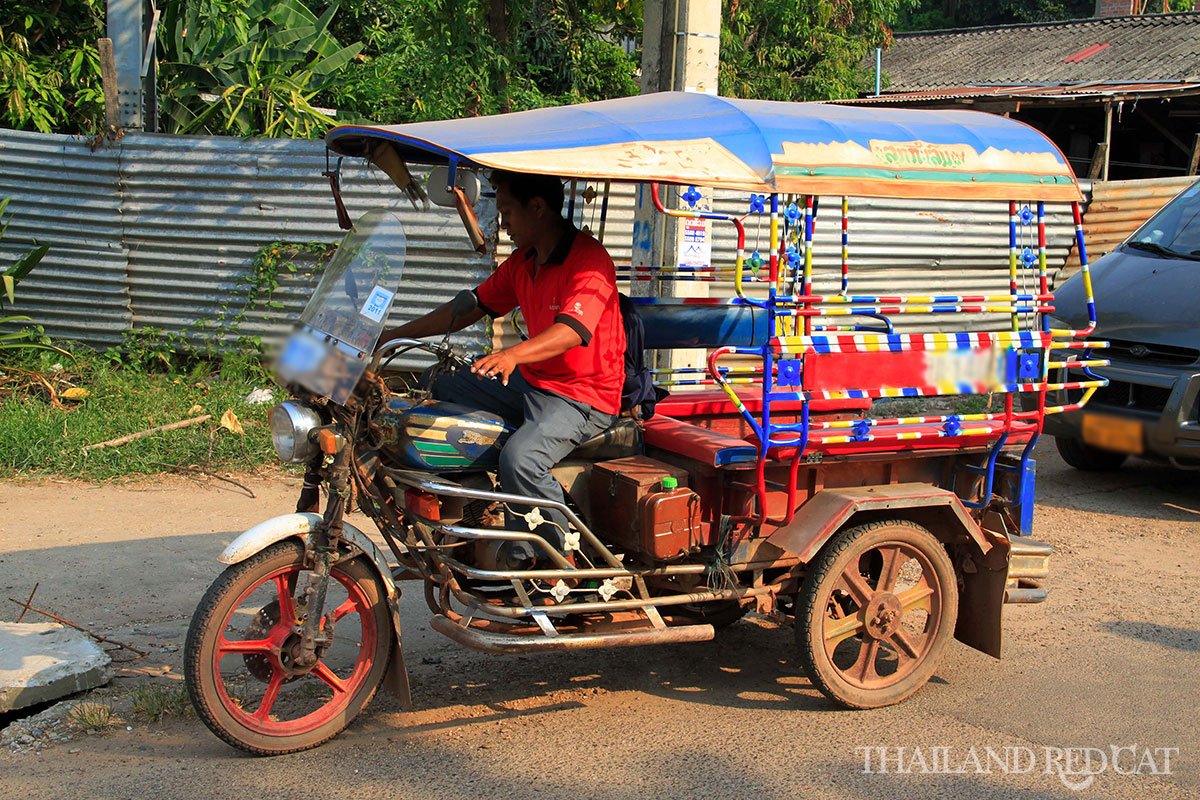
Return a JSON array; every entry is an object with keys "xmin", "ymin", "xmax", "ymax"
[{"xmin": 371, "ymin": 337, "xmax": 476, "ymax": 377}]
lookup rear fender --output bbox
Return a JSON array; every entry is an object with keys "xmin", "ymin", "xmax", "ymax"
[
  {"xmin": 218, "ymin": 513, "xmax": 412, "ymax": 705},
  {"xmin": 766, "ymin": 484, "xmax": 1010, "ymax": 658}
]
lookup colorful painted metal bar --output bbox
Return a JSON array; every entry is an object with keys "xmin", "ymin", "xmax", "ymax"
[
  {"xmin": 647, "ymin": 182, "xmax": 755, "ymax": 304},
  {"xmin": 770, "ymin": 331, "xmax": 1052, "ymax": 355},
  {"xmin": 1050, "ymin": 202, "xmax": 1099, "ymax": 338}
]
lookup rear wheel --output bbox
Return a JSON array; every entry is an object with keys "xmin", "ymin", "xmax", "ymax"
[
  {"xmin": 1055, "ymin": 436, "xmax": 1128, "ymax": 471},
  {"xmin": 796, "ymin": 519, "xmax": 957, "ymax": 709},
  {"xmin": 184, "ymin": 540, "xmax": 391, "ymax": 755}
]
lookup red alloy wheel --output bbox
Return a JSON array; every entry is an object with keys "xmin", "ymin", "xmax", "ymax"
[{"xmin": 185, "ymin": 541, "xmax": 391, "ymax": 755}]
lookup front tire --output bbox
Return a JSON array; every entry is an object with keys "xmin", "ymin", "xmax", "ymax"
[
  {"xmin": 796, "ymin": 519, "xmax": 958, "ymax": 709},
  {"xmin": 184, "ymin": 540, "xmax": 391, "ymax": 755},
  {"xmin": 1055, "ymin": 436, "xmax": 1128, "ymax": 471}
]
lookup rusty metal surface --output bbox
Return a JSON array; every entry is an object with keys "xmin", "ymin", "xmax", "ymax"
[
  {"xmin": 1007, "ymin": 537, "xmax": 1053, "ymax": 581},
  {"xmin": 429, "ymin": 613, "xmax": 714, "ymax": 653},
  {"xmin": 765, "ymin": 483, "xmax": 989, "ymax": 564}
]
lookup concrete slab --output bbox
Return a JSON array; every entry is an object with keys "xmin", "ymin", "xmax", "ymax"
[{"xmin": 0, "ymin": 622, "xmax": 112, "ymax": 712}]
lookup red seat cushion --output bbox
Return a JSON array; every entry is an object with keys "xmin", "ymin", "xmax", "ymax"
[{"xmin": 656, "ymin": 388, "xmax": 870, "ymax": 419}]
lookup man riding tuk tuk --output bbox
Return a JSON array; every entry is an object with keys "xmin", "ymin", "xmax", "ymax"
[{"xmin": 183, "ymin": 92, "xmax": 1106, "ymax": 755}]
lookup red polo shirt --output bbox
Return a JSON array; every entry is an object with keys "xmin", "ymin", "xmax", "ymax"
[{"xmin": 474, "ymin": 227, "xmax": 625, "ymax": 415}]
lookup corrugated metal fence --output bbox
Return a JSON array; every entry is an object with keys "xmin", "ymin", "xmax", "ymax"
[
  {"xmin": 5, "ymin": 126, "xmax": 1188, "ymax": 372},
  {"xmin": 0, "ymin": 129, "xmax": 495, "ymax": 368}
]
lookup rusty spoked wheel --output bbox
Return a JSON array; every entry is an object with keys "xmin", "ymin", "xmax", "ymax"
[
  {"xmin": 184, "ymin": 540, "xmax": 390, "ymax": 755},
  {"xmin": 796, "ymin": 519, "xmax": 957, "ymax": 709}
]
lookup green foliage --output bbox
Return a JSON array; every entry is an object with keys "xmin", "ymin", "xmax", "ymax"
[
  {"xmin": 0, "ymin": 348, "xmax": 278, "ymax": 479},
  {"xmin": 99, "ymin": 239, "xmax": 334, "ymax": 372},
  {"xmin": 328, "ymin": 0, "xmax": 641, "ymax": 124},
  {"xmin": 720, "ymin": 0, "xmax": 915, "ymax": 101},
  {"xmin": 130, "ymin": 682, "xmax": 193, "ymax": 722},
  {"xmin": 157, "ymin": 0, "xmax": 363, "ymax": 136},
  {"xmin": 244, "ymin": 240, "xmax": 335, "ymax": 311},
  {"xmin": 0, "ymin": 0, "xmax": 105, "ymax": 133},
  {"xmin": 67, "ymin": 699, "xmax": 118, "ymax": 732},
  {"xmin": 1, "ymin": 197, "xmax": 60, "ymax": 357}
]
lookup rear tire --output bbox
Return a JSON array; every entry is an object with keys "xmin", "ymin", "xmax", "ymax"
[
  {"xmin": 796, "ymin": 519, "xmax": 957, "ymax": 709},
  {"xmin": 1055, "ymin": 436, "xmax": 1128, "ymax": 471}
]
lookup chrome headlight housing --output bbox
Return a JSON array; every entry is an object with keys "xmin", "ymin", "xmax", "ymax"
[{"xmin": 269, "ymin": 401, "xmax": 323, "ymax": 463}]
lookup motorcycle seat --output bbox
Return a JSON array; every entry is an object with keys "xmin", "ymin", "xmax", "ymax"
[{"xmin": 566, "ymin": 416, "xmax": 642, "ymax": 461}]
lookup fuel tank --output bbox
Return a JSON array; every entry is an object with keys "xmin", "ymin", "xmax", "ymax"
[{"xmin": 376, "ymin": 395, "xmax": 515, "ymax": 471}]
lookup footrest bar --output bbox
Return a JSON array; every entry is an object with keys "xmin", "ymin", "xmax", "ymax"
[{"xmin": 429, "ymin": 614, "xmax": 714, "ymax": 654}]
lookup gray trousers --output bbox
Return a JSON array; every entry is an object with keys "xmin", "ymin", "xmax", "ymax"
[{"xmin": 431, "ymin": 367, "xmax": 614, "ymax": 546}]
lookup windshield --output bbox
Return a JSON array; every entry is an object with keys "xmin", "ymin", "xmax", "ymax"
[
  {"xmin": 1127, "ymin": 179, "xmax": 1200, "ymax": 259},
  {"xmin": 276, "ymin": 210, "xmax": 407, "ymax": 403}
]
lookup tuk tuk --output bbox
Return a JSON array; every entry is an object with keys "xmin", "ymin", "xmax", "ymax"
[{"xmin": 184, "ymin": 92, "xmax": 1107, "ymax": 755}]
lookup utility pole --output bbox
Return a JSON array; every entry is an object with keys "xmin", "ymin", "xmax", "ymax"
[
  {"xmin": 632, "ymin": 0, "xmax": 721, "ymax": 371},
  {"xmin": 104, "ymin": 0, "xmax": 158, "ymax": 131}
]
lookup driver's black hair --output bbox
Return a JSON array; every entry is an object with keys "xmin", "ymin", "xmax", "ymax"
[{"xmin": 489, "ymin": 170, "xmax": 564, "ymax": 215}]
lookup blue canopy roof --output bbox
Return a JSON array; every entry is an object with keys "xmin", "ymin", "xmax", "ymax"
[{"xmin": 326, "ymin": 92, "xmax": 1082, "ymax": 202}]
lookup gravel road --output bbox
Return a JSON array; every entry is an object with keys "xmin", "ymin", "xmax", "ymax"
[{"xmin": 1, "ymin": 443, "xmax": 1197, "ymax": 799}]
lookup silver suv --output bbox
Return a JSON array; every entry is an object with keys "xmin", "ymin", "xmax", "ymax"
[{"xmin": 1047, "ymin": 179, "xmax": 1200, "ymax": 470}]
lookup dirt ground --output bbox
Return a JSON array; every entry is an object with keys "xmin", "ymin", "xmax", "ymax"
[{"xmin": 1, "ymin": 443, "xmax": 1198, "ymax": 800}]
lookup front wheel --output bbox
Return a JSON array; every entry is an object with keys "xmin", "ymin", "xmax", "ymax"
[
  {"xmin": 1055, "ymin": 436, "xmax": 1128, "ymax": 471},
  {"xmin": 184, "ymin": 540, "xmax": 391, "ymax": 755},
  {"xmin": 796, "ymin": 519, "xmax": 958, "ymax": 709}
]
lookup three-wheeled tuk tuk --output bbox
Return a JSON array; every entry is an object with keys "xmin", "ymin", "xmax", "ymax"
[{"xmin": 184, "ymin": 92, "xmax": 1107, "ymax": 755}]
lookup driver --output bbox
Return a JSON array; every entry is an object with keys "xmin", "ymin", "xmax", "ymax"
[{"xmin": 378, "ymin": 171, "xmax": 625, "ymax": 550}]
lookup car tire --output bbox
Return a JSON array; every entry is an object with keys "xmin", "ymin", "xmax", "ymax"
[{"xmin": 1055, "ymin": 436, "xmax": 1128, "ymax": 471}]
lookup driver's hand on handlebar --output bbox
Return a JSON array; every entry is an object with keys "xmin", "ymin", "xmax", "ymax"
[{"xmin": 471, "ymin": 349, "xmax": 518, "ymax": 385}]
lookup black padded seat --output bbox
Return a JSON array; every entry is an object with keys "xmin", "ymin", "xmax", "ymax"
[{"xmin": 566, "ymin": 417, "xmax": 642, "ymax": 461}]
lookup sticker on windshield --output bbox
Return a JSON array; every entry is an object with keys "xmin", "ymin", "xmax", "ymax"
[{"xmin": 359, "ymin": 285, "xmax": 395, "ymax": 323}]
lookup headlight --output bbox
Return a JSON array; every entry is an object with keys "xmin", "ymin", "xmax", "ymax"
[{"xmin": 269, "ymin": 401, "xmax": 323, "ymax": 463}]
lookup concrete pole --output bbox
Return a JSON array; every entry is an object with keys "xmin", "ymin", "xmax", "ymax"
[
  {"xmin": 632, "ymin": 0, "xmax": 721, "ymax": 372},
  {"xmin": 107, "ymin": 0, "xmax": 144, "ymax": 129}
]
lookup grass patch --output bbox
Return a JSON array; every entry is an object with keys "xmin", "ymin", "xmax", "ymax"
[
  {"xmin": 130, "ymin": 683, "xmax": 192, "ymax": 722},
  {"xmin": 0, "ymin": 349, "xmax": 281, "ymax": 479},
  {"xmin": 66, "ymin": 699, "xmax": 118, "ymax": 732}
]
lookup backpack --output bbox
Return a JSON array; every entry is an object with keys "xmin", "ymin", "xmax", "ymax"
[{"xmin": 618, "ymin": 293, "xmax": 667, "ymax": 419}]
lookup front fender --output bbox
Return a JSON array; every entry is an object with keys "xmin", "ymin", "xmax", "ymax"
[
  {"xmin": 219, "ymin": 513, "xmax": 394, "ymax": 592},
  {"xmin": 218, "ymin": 512, "xmax": 412, "ymax": 705}
]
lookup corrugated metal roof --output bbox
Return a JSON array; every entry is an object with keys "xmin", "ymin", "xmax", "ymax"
[
  {"xmin": 0, "ymin": 130, "xmax": 131, "ymax": 345},
  {"xmin": 881, "ymin": 12, "xmax": 1200, "ymax": 92},
  {"xmin": 843, "ymin": 81, "xmax": 1200, "ymax": 105}
]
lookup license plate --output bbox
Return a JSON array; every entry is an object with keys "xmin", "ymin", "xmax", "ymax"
[{"xmin": 1082, "ymin": 413, "xmax": 1143, "ymax": 455}]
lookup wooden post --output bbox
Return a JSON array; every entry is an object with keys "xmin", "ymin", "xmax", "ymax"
[
  {"xmin": 98, "ymin": 38, "xmax": 120, "ymax": 129},
  {"xmin": 1087, "ymin": 142, "xmax": 1108, "ymax": 180},
  {"xmin": 1101, "ymin": 101, "xmax": 1113, "ymax": 181},
  {"xmin": 1188, "ymin": 133, "xmax": 1200, "ymax": 176}
]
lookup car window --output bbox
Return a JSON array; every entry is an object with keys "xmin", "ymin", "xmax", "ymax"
[{"xmin": 1129, "ymin": 180, "xmax": 1200, "ymax": 256}]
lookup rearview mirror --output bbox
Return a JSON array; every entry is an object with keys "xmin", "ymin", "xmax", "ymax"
[{"xmin": 427, "ymin": 165, "xmax": 481, "ymax": 209}]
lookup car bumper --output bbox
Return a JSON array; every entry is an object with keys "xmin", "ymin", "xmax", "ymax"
[{"xmin": 1044, "ymin": 360, "xmax": 1200, "ymax": 465}]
